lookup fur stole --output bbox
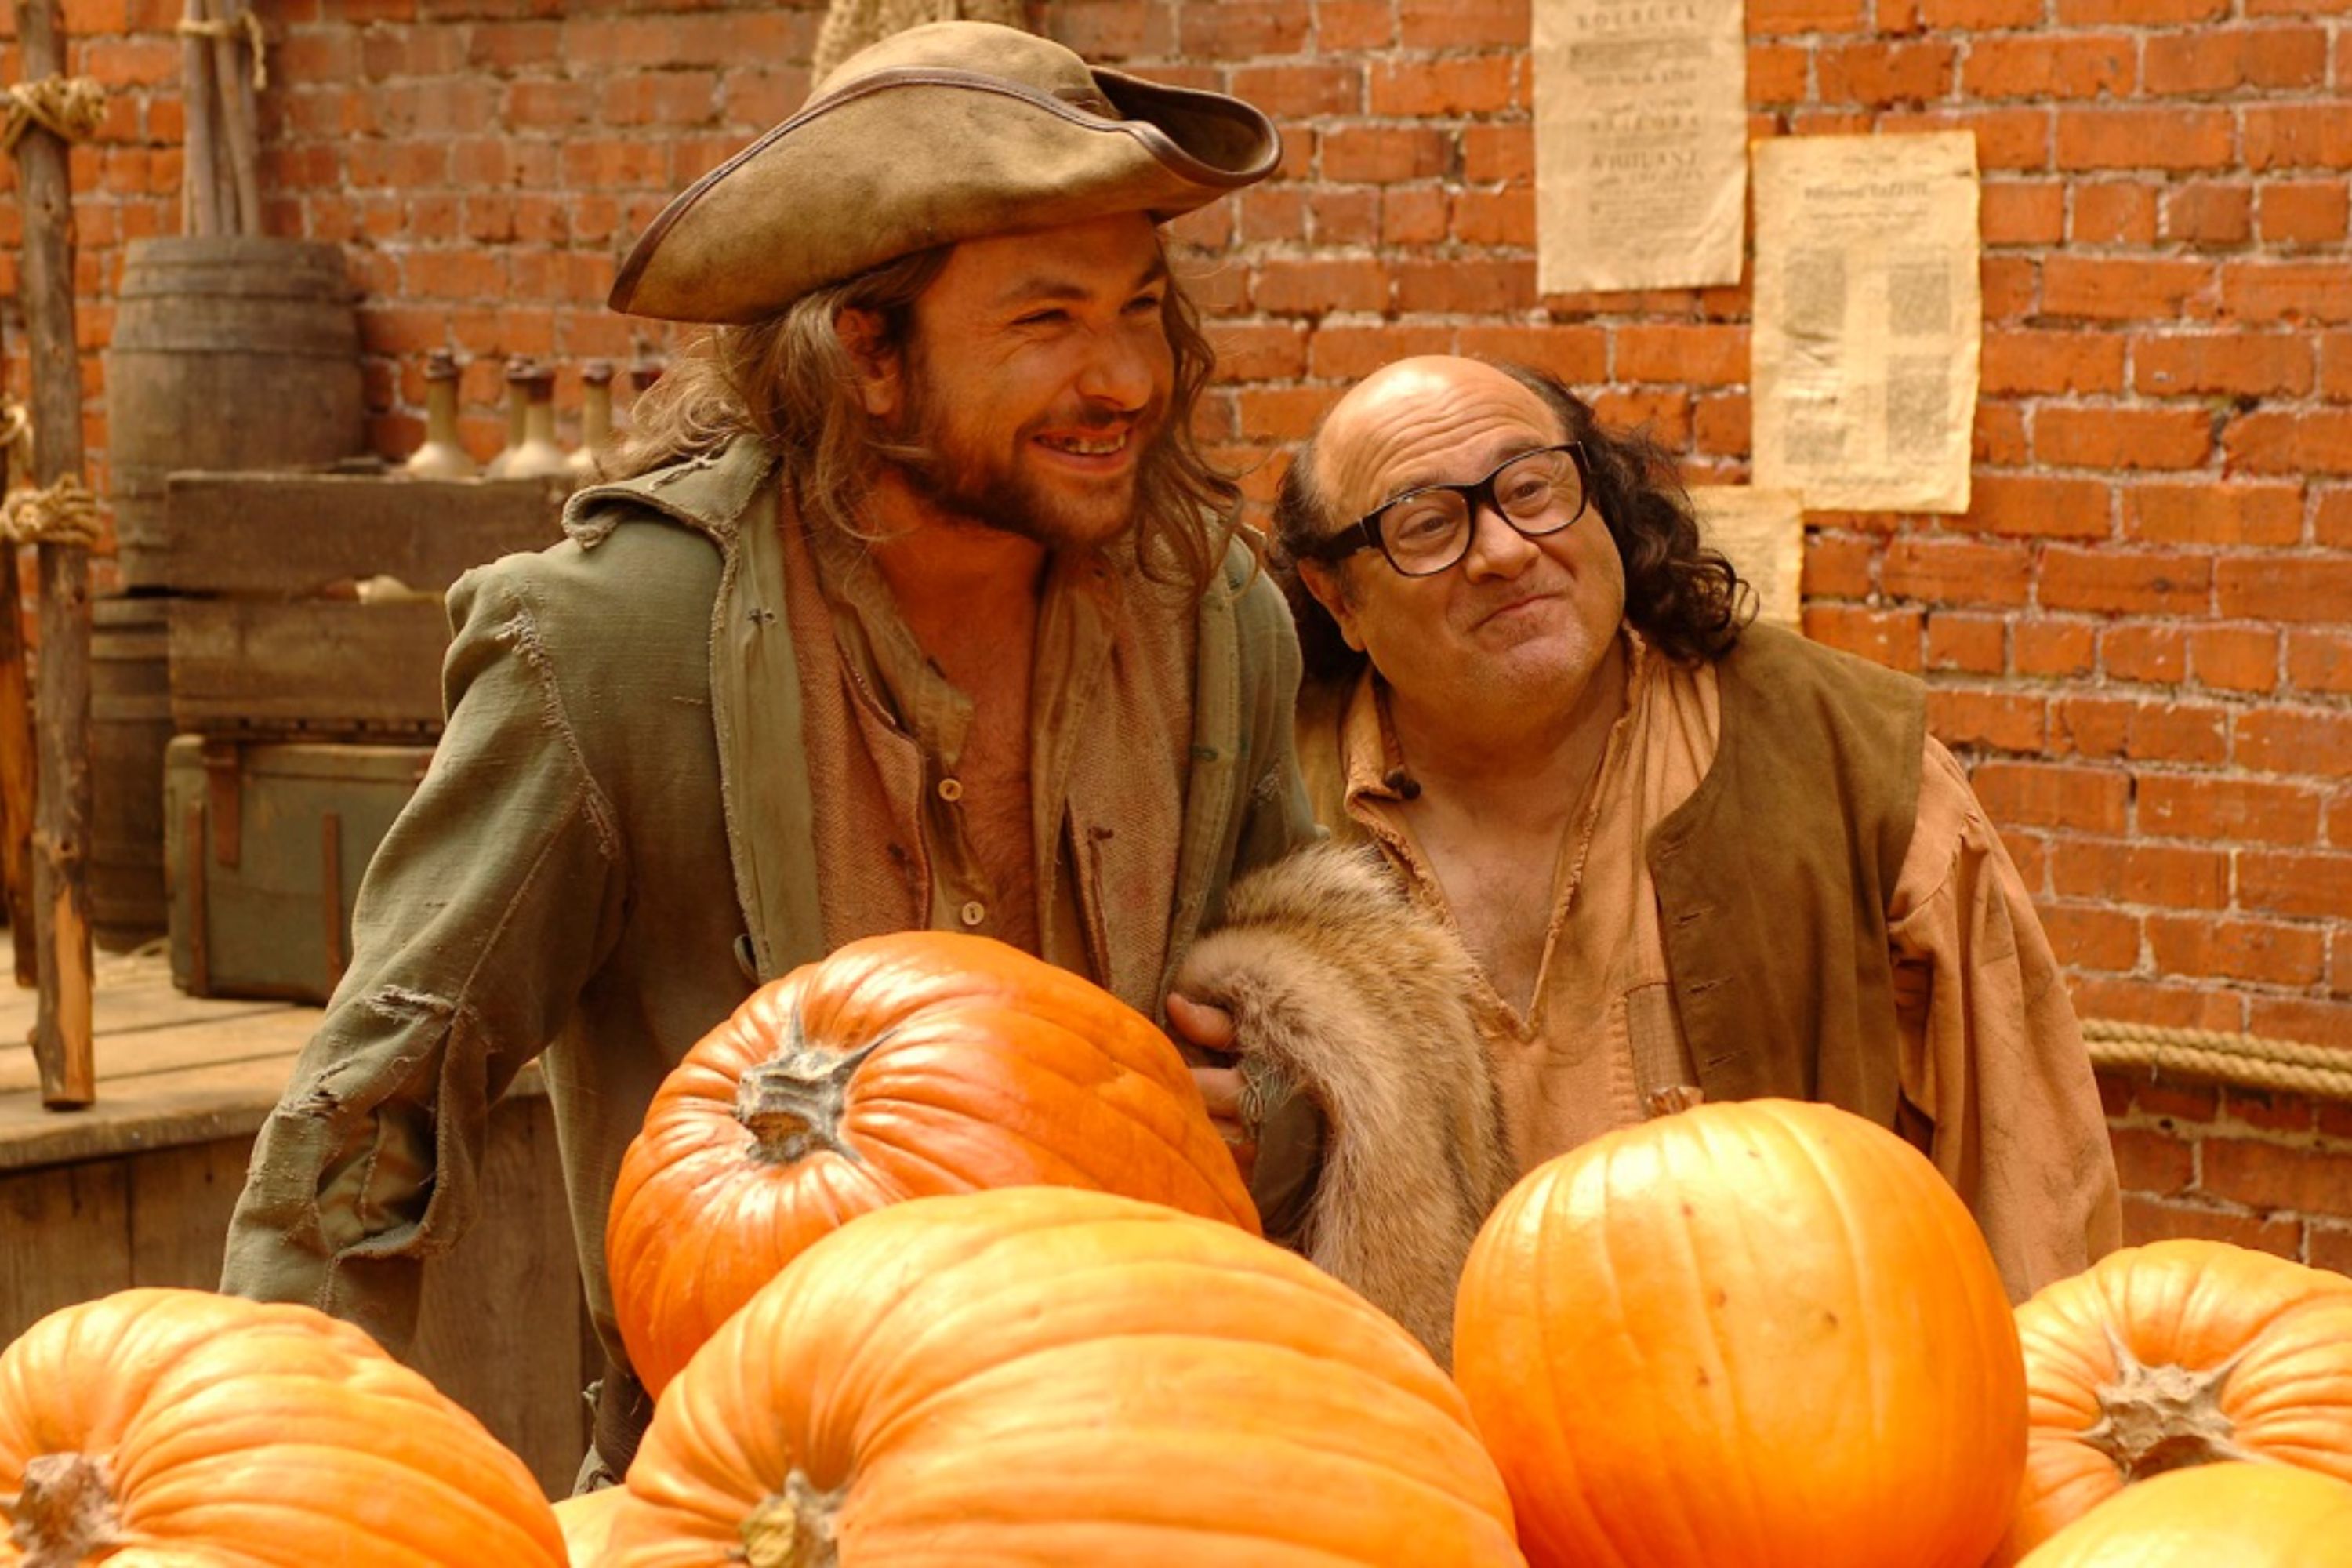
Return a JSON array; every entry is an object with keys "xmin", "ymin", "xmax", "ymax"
[{"xmin": 1178, "ymin": 843, "xmax": 1510, "ymax": 1367}]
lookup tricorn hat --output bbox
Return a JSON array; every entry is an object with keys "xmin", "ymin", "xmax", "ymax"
[{"xmin": 608, "ymin": 22, "xmax": 1283, "ymax": 324}]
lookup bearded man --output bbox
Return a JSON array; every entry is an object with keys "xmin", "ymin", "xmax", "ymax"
[
  {"xmin": 1265, "ymin": 355, "xmax": 2122, "ymax": 1302},
  {"xmin": 219, "ymin": 24, "xmax": 1324, "ymax": 1481}
]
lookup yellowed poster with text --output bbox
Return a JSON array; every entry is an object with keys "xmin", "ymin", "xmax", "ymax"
[
  {"xmin": 1752, "ymin": 132, "xmax": 1981, "ymax": 514},
  {"xmin": 1689, "ymin": 486, "xmax": 1807, "ymax": 632},
  {"xmin": 1532, "ymin": 0, "xmax": 1748, "ymax": 295}
]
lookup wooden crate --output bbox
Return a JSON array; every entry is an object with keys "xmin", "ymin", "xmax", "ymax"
[
  {"xmin": 162, "ymin": 470, "xmax": 568, "ymax": 739},
  {"xmin": 169, "ymin": 597, "xmax": 448, "ymax": 738},
  {"xmin": 163, "ymin": 735, "xmax": 435, "ymax": 1004}
]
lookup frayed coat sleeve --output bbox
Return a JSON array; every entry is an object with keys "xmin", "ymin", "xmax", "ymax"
[
  {"xmin": 218, "ymin": 557, "xmax": 628, "ymax": 1354},
  {"xmin": 1889, "ymin": 737, "xmax": 2124, "ymax": 1302}
]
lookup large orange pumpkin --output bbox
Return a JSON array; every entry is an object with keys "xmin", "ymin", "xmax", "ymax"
[
  {"xmin": 0, "ymin": 1287, "xmax": 564, "ymax": 1566},
  {"xmin": 2016, "ymin": 1461, "xmax": 2352, "ymax": 1567},
  {"xmin": 1994, "ymin": 1238, "xmax": 2352, "ymax": 1563},
  {"xmin": 606, "ymin": 931, "xmax": 1259, "ymax": 1394},
  {"xmin": 596, "ymin": 1187, "xmax": 1525, "ymax": 1566},
  {"xmin": 1453, "ymin": 1098, "xmax": 2025, "ymax": 1568},
  {"xmin": 556, "ymin": 1486, "xmax": 630, "ymax": 1564}
]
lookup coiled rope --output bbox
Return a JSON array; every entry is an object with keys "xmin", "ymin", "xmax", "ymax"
[
  {"xmin": 0, "ymin": 74, "xmax": 104, "ymax": 155},
  {"xmin": 1, "ymin": 477, "xmax": 102, "ymax": 549},
  {"xmin": 2084, "ymin": 1018, "xmax": 2352, "ymax": 1105}
]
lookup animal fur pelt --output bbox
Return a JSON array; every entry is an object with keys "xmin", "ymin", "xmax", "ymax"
[{"xmin": 1178, "ymin": 843, "xmax": 1510, "ymax": 1367}]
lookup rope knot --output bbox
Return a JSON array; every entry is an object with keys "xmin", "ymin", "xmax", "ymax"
[
  {"xmin": 173, "ymin": 11, "xmax": 270, "ymax": 92},
  {"xmin": 0, "ymin": 74, "xmax": 107, "ymax": 154},
  {"xmin": 0, "ymin": 401, "xmax": 31, "ymax": 481},
  {"xmin": 1, "ymin": 477, "xmax": 103, "ymax": 550}
]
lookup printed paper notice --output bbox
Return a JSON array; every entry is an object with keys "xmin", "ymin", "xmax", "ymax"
[
  {"xmin": 1752, "ymin": 132, "xmax": 1981, "ymax": 514},
  {"xmin": 1690, "ymin": 487, "xmax": 1806, "ymax": 631},
  {"xmin": 1532, "ymin": 0, "xmax": 1747, "ymax": 295}
]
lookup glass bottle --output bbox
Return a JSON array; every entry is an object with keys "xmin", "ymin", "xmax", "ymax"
[
  {"xmin": 501, "ymin": 361, "xmax": 572, "ymax": 481},
  {"xmin": 482, "ymin": 357, "xmax": 532, "ymax": 480},
  {"xmin": 402, "ymin": 350, "xmax": 477, "ymax": 479},
  {"xmin": 568, "ymin": 360, "xmax": 614, "ymax": 480}
]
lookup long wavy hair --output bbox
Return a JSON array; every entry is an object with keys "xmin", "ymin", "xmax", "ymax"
[
  {"xmin": 611, "ymin": 241, "xmax": 1244, "ymax": 590},
  {"xmin": 1268, "ymin": 361, "xmax": 1747, "ymax": 684}
]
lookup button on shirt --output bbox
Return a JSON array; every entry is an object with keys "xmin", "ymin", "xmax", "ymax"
[{"xmin": 780, "ymin": 510, "xmax": 1196, "ymax": 1012}]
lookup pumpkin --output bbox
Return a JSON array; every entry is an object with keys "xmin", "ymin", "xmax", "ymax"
[
  {"xmin": 555, "ymin": 1486, "xmax": 630, "ymax": 1564},
  {"xmin": 2016, "ymin": 1461, "xmax": 2352, "ymax": 1567},
  {"xmin": 1452, "ymin": 1098, "xmax": 2025, "ymax": 1568},
  {"xmin": 607, "ymin": 932, "xmax": 1260, "ymax": 1395},
  {"xmin": 0, "ymin": 1287, "xmax": 564, "ymax": 1566},
  {"xmin": 1994, "ymin": 1237, "xmax": 2352, "ymax": 1563},
  {"xmin": 597, "ymin": 1186, "xmax": 1525, "ymax": 1566}
]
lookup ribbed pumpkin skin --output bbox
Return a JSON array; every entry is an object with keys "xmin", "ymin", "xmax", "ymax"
[
  {"xmin": 1994, "ymin": 1239, "xmax": 2352, "ymax": 1563},
  {"xmin": 0, "ymin": 1287, "xmax": 564, "ymax": 1567},
  {"xmin": 608, "ymin": 932, "xmax": 1260, "ymax": 1395},
  {"xmin": 597, "ymin": 1187, "xmax": 1526, "ymax": 1567},
  {"xmin": 556, "ymin": 1486, "xmax": 630, "ymax": 1564},
  {"xmin": 2016, "ymin": 1461, "xmax": 2352, "ymax": 1568},
  {"xmin": 1453, "ymin": 1098, "xmax": 2025, "ymax": 1568}
]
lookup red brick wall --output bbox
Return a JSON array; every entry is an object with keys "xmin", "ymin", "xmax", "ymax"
[
  {"xmin": 2100, "ymin": 1068, "xmax": 2352, "ymax": 1272},
  {"xmin": 2, "ymin": 0, "xmax": 2347, "ymax": 1261}
]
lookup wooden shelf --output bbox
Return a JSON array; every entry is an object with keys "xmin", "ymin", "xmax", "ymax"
[
  {"xmin": 0, "ymin": 940, "xmax": 586, "ymax": 1497},
  {"xmin": 0, "ymin": 945, "xmax": 542, "ymax": 1169}
]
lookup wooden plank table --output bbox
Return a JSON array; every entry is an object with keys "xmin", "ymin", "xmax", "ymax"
[{"xmin": 0, "ymin": 943, "xmax": 597, "ymax": 1497}]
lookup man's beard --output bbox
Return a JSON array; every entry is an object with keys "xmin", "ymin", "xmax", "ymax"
[{"xmin": 889, "ymin": 378, "xmax": 1167, "ymax": 552}]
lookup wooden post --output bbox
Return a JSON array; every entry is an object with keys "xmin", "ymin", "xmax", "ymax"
[
  {"xmin": 15, "ymin": 0, "xmax": 96, "ymax": 1107},
  {"xmin": 178, "ymin": 0, "xmax": 221, "ymax": 237},
  {"xmin": 0, "ymin": 349, "xmax": 38, "ymax": 988},
  {"xmin": 206, "ymin": 0, "xmax": 260, "ymax": 235}
]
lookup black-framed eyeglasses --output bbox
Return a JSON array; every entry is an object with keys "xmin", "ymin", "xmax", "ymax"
[{"xmin": 1299, "ymin": 443, "xmax": 1591, "ymax": 578}]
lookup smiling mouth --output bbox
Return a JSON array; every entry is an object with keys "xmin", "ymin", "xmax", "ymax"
[
  {"xmin": 1483, "ymin": 593, "xmax": 1552, "ymax": 621},
  {"xmin": 1036, "ymin": 430, "xmax": 1131, "ymax": 457}
]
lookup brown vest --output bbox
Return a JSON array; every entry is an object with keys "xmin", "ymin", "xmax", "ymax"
[{"xmin": 1646, "ymin": 624, "xmax": 1926, "ymax": 1127}]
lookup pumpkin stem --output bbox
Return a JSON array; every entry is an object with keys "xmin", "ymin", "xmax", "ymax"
[
  {"xmin": 734, "ymin": 1016, "xmax": 889, "ymax": 1166},
  {"xmin": 2081, "ymin": 1322, "xmax": 2263, "ymax": 1482},
  {"xmin": 736, "ymin": 1469, "xmax": 844, "ymax": 1568},
  {"xmin": 6, "ymin": 1452, "xmax": 128, "ymax": 1566}
]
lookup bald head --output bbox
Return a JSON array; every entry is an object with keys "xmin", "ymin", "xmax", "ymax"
[
  {"xmin": 1308, "ymin": 358, "xmax": 1566, "ymax": 530},
  {"xmin": 1272, "ymin": 357, "xmax": 1741, "ymax": 681}
]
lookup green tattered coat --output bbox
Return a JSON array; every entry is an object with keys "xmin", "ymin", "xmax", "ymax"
[{"xmin": 220, "ymin": 437, "xmax": 1316, "ymax": 1377}]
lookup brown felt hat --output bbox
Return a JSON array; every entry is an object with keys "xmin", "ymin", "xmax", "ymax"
[{"xmin": 608, "ymin": 22, "xmax": 1283, "ymax": 325}]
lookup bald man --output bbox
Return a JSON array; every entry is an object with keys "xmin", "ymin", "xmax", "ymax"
[{"xmin": 1265, "ymin": 356, "xmax": 2120, "ymax": 1301}]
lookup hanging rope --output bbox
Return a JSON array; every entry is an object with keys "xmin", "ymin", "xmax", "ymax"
[
  {"xmin": 1, "ymin": 477, "xmax": 103, "ymax": 550},
  {"xmin": 2084, "ymin": 1018, "xmax": 2352, "ymax": 1105},
  {"xmin": 0, "ymin": 74, "xmax": 106, "ymax": 155},
  {"xmin": 0, "ymin": 401, "xmax": 31, "ymax": 485},
  {"xmin": 173, "ymin": 12, "xmax": 270, "ymax": 92}
]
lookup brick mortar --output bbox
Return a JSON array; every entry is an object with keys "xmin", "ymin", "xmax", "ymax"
[{"xmin": 0, "ymin": 0, "xmax": 2347, "ymax": 1046}]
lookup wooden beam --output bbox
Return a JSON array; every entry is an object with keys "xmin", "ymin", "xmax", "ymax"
[
  {"xmin": 16, "ymin": 0, "xmax": 96, "ymax": 1107},
  {"xmin": 178, "ymin": 0, "xmax": 222, "ymax": 237},
  {"xmin": 206, "ymin": 0, "xmax": 260, "ymax": 236},
  {"xmin": 0, "ymin": 330, "xmax": 38, "ymax": 988}
]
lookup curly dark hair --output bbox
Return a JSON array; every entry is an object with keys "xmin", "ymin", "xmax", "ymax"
[{"xmin": 1269, "ymin": 361, "xmax": 1748, "ymax": 684}]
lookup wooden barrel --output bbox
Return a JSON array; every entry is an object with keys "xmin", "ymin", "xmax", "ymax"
[
  {"xmin": 103, "ymin": 238, "xmax": 366, "ymax": 592},
  {"xmin": 91, "ymin": 596, "xmax": 174, "ymax": 952}
]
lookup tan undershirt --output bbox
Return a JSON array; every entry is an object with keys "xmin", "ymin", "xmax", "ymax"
[
  {"xmin": 782, "ymin": 507, "xmax": 1195, "ymax": 1014},
  {"xmin": 1319, "ymin": 630, "xmax": 2122, "ymax": 1300}
]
